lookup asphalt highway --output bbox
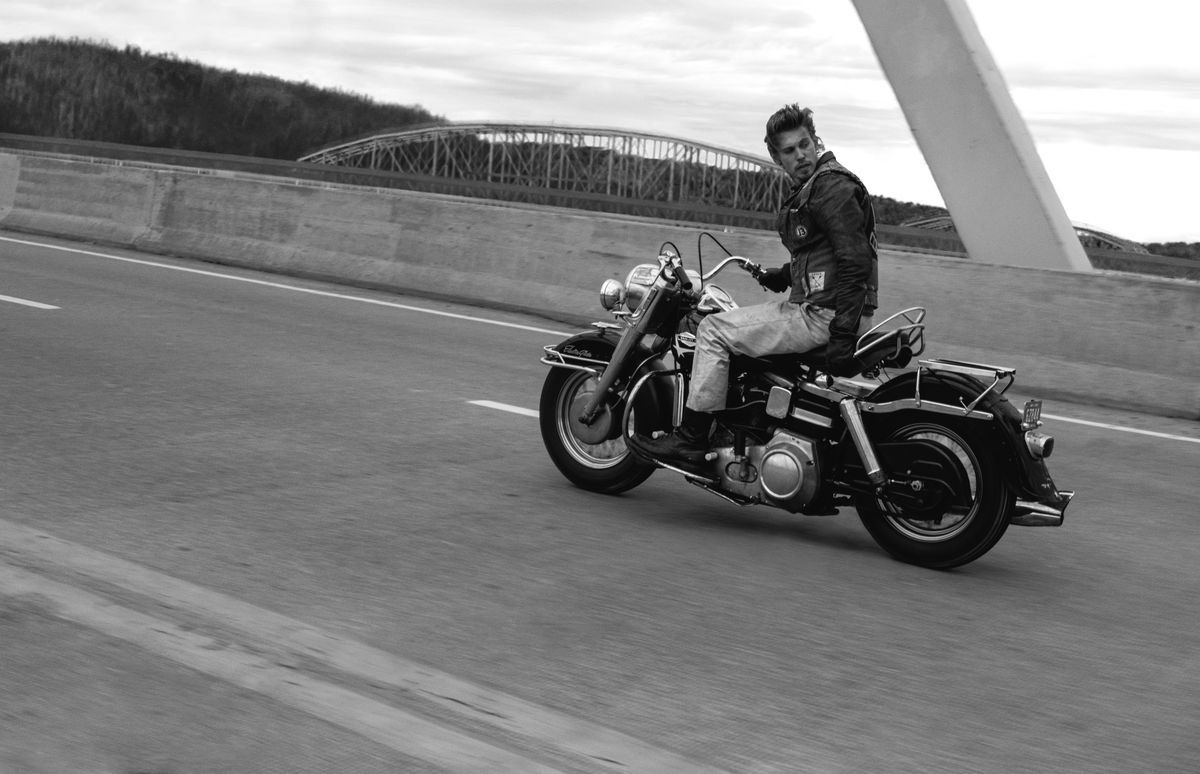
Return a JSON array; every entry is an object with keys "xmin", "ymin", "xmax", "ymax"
[{"xmin": 2, "ymin": 232, "xmax": 1198, "ymax": 773}]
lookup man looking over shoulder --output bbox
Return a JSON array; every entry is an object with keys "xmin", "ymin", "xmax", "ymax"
[{"xmin": 631, "ymin": 104, "xmax": 879, "ymax": 469}]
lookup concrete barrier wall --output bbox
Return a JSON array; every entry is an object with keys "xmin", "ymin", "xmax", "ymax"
[{"xmin": 2, "ymin": 151, "xmax": 1197, "ymax": 418}]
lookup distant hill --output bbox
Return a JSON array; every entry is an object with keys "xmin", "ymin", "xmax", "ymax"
[{"xmin": 0, "ymin": 37, "xmax": 442, "ymax": 159}]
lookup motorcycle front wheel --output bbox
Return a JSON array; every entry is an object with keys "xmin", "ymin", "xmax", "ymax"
[
  {"xmin": 539, "ymin": 368, "xmax": 657, "ymax": 494},
  {"xmin": 854, "ymin": 415, "xmax": 1014, "ymax": 569}
]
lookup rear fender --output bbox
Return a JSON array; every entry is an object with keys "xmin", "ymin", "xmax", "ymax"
[{"xmin": 865, "ymin": 370, "xmax": 1062, "ymax": 503}]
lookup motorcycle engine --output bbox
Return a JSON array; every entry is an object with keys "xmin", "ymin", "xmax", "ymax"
[{"xmin": 715, "ymin": 430, "xmax": 821, "ymax": 512}]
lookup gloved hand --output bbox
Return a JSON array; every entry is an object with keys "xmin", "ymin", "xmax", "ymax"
[
  {"xmin": 757, "ymin": 267, "xmax": 791, "ymax": 293},
  {"xmin": 824, "ymin": 335, "xmax": 863, "ymax": 377}
]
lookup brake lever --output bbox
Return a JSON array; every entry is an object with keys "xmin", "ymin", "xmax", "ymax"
[{"xmin": 738, "ymin": 257, "xmax": 765, "ymax": 279}]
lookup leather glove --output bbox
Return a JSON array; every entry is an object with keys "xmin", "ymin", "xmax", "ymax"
[
  {"xmin": 824, "ymin": 335, "xmax": 863, "ymax": 377},
  {"xmin": 757, "ymin": 266, "xmax": 791, "ymax": 293}
]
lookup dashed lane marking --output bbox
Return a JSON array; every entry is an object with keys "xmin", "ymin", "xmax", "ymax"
[
  {"xmin": 0, "ymin": 293, "xmax": 58, "ymax": 309},
  {"xmin": 0, "ymin": 234, "xmax": 568, "ymax": 336},
  {"xmin": 1042, "ymin": 413, "xmax": 1200, "ymax": 445},
  {"xmin": 469, "ymin": 399, "xmax": 540, "ymax": 418},
  {"xmin": 470, "ymin": 398, "xmax": 1200, "ymax": 447},
  {"xmin": 7, "ymin": 234, "xmax": 1195, "ymax": 447}
]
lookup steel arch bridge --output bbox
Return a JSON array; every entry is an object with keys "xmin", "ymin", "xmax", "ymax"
[{"xmin": 299, "ymin": 122, "xmax": 790, "ymax": 226}]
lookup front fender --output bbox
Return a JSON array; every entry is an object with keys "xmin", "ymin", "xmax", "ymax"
[
  {"xmin": 866, "ymin": 370, "xmax": 1063, "ymax": 503},
  {"xmin": 541, "ymin": 327, "xmax": 622, "ymax": 373},
  {"xmin": 542, "ymin": 327, "xmax": 675, "ymax": 438}
]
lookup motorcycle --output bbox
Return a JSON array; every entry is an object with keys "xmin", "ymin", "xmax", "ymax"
[{"xmin": 538, "ymin": 234, "xmax": 1074, "ymax": 568}]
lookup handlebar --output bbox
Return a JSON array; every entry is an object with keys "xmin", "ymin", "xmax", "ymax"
[{"xmin": 700, "ymin": 255, "xmax": 764, "ymax": 283}]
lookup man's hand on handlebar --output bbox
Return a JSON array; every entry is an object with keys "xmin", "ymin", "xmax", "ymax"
[{"xmin": 757, "ymin": 266, "xmax": 791, "ymax": 293}]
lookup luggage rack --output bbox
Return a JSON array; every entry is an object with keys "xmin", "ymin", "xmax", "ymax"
[{"xmin": 917, "ymin": 358, "xmax": 1017, "ymax": 415}]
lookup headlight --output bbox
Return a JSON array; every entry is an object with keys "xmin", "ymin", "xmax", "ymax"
[
  {"xmin": 623, "ymin": 263, "xmax": 659, "ymax": 312},
  {"xmin": 599, "ymin": 279, "xmax": 625, "ymax": 310}
]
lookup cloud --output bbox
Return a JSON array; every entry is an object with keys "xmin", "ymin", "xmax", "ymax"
[{"xmin": 3, "ymin": 0, "xmax": 1197, "ymax": 239}]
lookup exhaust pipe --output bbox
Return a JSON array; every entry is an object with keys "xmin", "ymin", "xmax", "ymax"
[{"xmin": 1011, "ymin": 490, "xmax": 1074, "ymax": 527}]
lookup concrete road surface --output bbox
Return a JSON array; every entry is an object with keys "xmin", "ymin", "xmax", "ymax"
[{"xmin": 2, "ymin": 232, "xmax": 1198, "ymax": 773}]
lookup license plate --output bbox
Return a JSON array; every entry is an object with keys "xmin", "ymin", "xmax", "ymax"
[{"xmin": 1022, "ymin": 399, "xmax": 1043, "ymax": 429}]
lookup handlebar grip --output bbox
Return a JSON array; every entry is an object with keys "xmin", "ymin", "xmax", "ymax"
[
  {"xmin": 672, "ymin": 263, "xmax": 692, "ymax": 291},
  {"xmin": 736, "ymin": 257, "xmax": 764, "ymax": 278}
]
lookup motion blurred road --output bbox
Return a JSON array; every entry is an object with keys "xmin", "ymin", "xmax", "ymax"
[{"xmin": 2, "ymin": 232, "xmax": 1198, "ymax": 773}]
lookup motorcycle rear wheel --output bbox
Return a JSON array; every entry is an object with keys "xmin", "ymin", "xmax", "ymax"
[
  {"xmin": 855, "ymin": 416, "xmax": 1013, "ymax": 569},
  {"xmin": 539, "ymin": 368, "xmax": 657, "ymax": 494}
]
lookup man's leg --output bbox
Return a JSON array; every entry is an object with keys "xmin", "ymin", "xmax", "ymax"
[
  {"xmin": 631, "ymin": 301, "xmax": 830, "ymax": 468},
  {"xmin": 687, "ymin": 301, "xmax": 833, "ymax": 412}
]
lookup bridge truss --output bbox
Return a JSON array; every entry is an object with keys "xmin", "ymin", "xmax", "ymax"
[{"xmin": 299, "ymin": 123, "xmax": 790, "ymax": 227}]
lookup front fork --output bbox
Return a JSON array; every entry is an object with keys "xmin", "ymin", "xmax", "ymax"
[{"xmin": 577, "ymin": 323, "xmax": 645, "ymax": 425}]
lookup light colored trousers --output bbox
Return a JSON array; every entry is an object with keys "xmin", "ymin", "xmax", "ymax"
[{"xmin": 686, "ymin": 300, "xmax": 871, "ymax": 413}]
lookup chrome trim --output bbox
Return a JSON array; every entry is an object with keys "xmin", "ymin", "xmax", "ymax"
[
  {"xmin": 918, "ymin": 358, "xmax": 1016, "ymax": 380},
  {"xmin": 697, "ymin": 283, "xmax": 738, "ymax": 314},
  {"xmin": 688, "ymin": 478, "xmax": 752, "ymax": 504},
  {"xmin": 859, "ymin": 398, "xmax": 994, "ymax": 421},
  {"xmin": 540, "ymin": 345, "xmax": 604, "ymax": 375},
  {"xmin": 1011, "ymin": 490, "xmax": 1073, "ymax": 527},
  {"xmin": 652, "ymin": 458, "xmax": 719, "ymax": 485},
  {"xmin": 599, "ymin": 278, "xmax": 625, "ymax": 311},
  {"xmin": 700, "ymin": 255, "xmax": 758, "ymax": 283},
  {"xmin": 1023, "ymin": 430, "xmax": 1055, "ymax": 459},
  {"xmin": 624, "ymin": 368, "xmax": 685, "ymax": 430},
  {"xmin": 855, "ymin": 307, "xmax": 927, "ymax": 359},
  {"xmin": 790, "ymin": 406, "xmax": 834, "ymax": 428},
  {"xmin": 796, "ymin": 380, "xmax": 845, "ymax": 402},
  {"xmin": 766, "ymin": 386, "xmax": 791, "ymax": 419},
  {"xmin": 917, "ymin": 358, "xmax": 1017, "ymax": 414},
  {"xmin": 840, "ymin": 398, "xmax": 886, "ymax": 486}
]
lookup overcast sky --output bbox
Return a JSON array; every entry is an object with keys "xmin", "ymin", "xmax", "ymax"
[{"xmin": 6, "ymin": 1, "xmax": 1198, "ymax": 242}]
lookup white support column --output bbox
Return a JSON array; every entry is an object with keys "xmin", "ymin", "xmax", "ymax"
[{"xmin": 851, "ymin": 0, "xmax": 1093, "ymax": 272}]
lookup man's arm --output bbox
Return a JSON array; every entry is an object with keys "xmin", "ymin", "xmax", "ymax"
[{"xmin": 811, "ymin": 177, "xmax": 875, "ymax": 373}]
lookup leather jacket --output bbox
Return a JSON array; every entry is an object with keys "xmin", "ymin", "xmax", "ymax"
[{"xmin": 774, "ymin": 152, "xmax": 879, "ymax": 350}]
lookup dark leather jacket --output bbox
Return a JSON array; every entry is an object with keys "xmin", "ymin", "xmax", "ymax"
[{"xmin": 775, "ymin": 152, "xmax": 879, "ymax": 349}]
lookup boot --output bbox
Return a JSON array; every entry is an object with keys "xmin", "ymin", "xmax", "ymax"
[{"xmin": 629, "ymin": 408, "xmax": 714, "ymax": 466}]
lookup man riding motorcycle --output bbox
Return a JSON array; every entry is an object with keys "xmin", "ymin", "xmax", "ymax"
[{"xmin": 630, "ymin": 104, "xmax": 880, "ymax": 471}]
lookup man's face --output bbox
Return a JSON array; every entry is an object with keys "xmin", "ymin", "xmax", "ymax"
[{"xmin": 770, "ymin": 127, "xmax": 820, "ymax": 184}]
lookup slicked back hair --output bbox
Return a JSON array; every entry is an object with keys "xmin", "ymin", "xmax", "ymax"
[{"xmin": 764, "ymin": 104, "xmax": 817, "ymax": 151}]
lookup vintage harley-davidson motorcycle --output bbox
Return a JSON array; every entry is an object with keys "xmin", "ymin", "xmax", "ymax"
[{"xmin": 539, "ymin": 234, "xmax": 1073, "ymax": 568}]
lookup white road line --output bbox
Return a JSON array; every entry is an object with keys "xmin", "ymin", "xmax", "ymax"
[
  {"xmin": 5, "ymin": 234, "xmax": 1196, "ymax": 446},
  {"xmin": 0, "ymin": 519, "xmax": 729, "ymax": 774},
  {"xmin": 0, "ymin": 562, "xmax": 561, "ymax": 774},
  {"xmin": 469, "ymin": 399, "xmax": 540, "ymax": 418},
  {"xmin": 0, "ymin": 234, "xmax": 569, "ymax": 336},
  {"xmin": 470, "ymin": 399, "xmax": 1200, "ymax": 447},
  {"xmin": 1043, "ymin": 413, "xmax": 1200, "ymax": 445},
  {"xmin": 0, "ymin": 293, "xmax": 58, "ymax": 309}
]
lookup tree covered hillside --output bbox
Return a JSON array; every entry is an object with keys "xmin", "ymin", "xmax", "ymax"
[{"xmin": 0, "ymin": 37, "xmax": 441, "ymax": 159}]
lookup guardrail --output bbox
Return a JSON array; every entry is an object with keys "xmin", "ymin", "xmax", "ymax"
[
  {"xmin": 1, "ymin": 143, "xmax": 1196, "ymax": 418},
  {"xmin": 2, "ymin": 133, "xmax": 1191, "ymax": 279}
]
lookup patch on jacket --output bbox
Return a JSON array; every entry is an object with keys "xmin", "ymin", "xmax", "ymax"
[
  {"xmin": 808, "ymin": 271, "xmax": 826, "ymax": 291},
  {"xmin": 794, "ymin": 224, "xmax": 808, "ymax": 239}
]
